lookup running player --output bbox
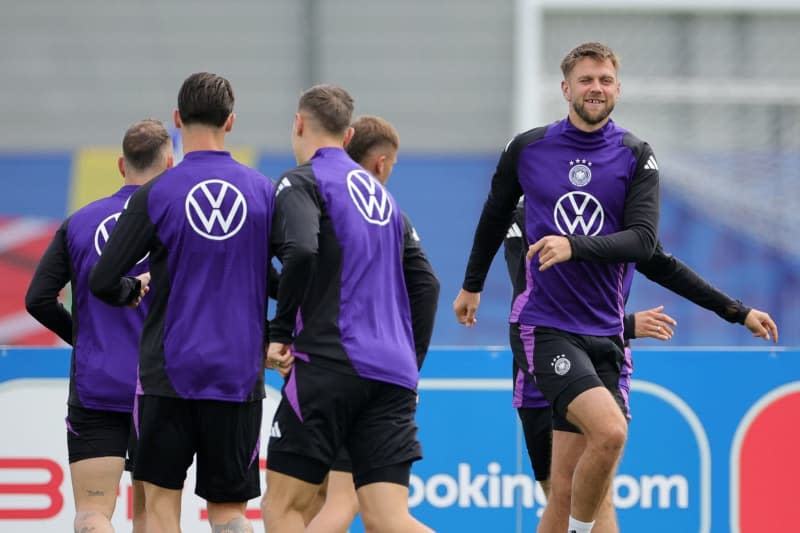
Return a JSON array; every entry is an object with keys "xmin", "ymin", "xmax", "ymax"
[
  {"xmin": 454, "ymin": 42, "xmax": 661, "ymax": 533},
  {"xmin": 305, "ymin": 115, "xmax": 440, "ymax": 533},
  {"xmin": 262, "ymin": 86, "xmax": 435, "ymax": 533},
  {"xmin": 25, "ymin": 119, "xmax": 172, "ymax": 533},
  {"xmin": 89, "ymin": 72, "xmax": 273, "ymax": 533}
]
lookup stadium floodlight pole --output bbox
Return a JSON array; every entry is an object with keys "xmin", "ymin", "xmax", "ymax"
[{"xmin": 512, "ymin": 0, "xmax": 543, "ymax": 135}]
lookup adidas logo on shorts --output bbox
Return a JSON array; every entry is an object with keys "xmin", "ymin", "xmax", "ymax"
[{"xmin": 270, "ymin": 421, "xmax": 282, "ymax": 438}]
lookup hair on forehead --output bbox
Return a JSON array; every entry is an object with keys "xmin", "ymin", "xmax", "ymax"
[{"xmin": 560, "ymin": 42, "xmax": 620, "ymax": 78}]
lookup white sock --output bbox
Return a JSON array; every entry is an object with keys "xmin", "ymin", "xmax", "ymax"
[{"xmin": 568, "ymin": 515, "xmax": 595, "ymax": 533}]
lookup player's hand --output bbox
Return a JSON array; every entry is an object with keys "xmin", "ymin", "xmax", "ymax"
[
  {"xmin": 453, "ymin": 289, "xmax": 480, "ymax": 327},
  {"xmin": 128, "ymin": 272, "xmax": 151, "ymax": 308},
  {"xmin": 744, "ymin": 308, "xmax": 778, "ymax": 343},
  {"xmin": 265, "ymin": 342, "xmax": 295, "ymax": 377},
  {"xmin": 633, "ymin": 305, "xmax": 677, "ymax": 341},
  {"xmin": 526, "ymin": 236, "xmax": 572, "ymax": 271}
]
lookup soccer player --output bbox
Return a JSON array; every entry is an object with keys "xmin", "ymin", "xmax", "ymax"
[
  {"xmin": 454, "ymin": 42, "xmax": 661, "ymax": 533},
  {"xmin": 262, "ymin": 86, "xmax": 435, "ymax": 533},
  {"xmin": 25, "ymin": 119, "xmax": 173, "ymax": 533},
  {"xmin": 89, "ymin": 72, "xmax": 274, "ymax": 533},
  {"xmin": 505, "ymin": 199, "xmax": 778, "ymax": 532},
  {"xmin": 305, "ymin": 115, "xmax": 440, "ymax": 533}
]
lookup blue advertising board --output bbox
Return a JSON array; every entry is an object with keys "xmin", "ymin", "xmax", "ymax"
[{"xmin": 1, "ymin": 346, "xmax": 798, "ymax": 532}]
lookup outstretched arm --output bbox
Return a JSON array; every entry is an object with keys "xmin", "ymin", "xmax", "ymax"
[{"xmin": 636, "ymin": 242, "xmax": 778, "ymax": 342}]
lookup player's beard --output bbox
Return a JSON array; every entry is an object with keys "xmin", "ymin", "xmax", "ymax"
[{"xmin": 573, "ymin": 98, "xmax": 615, "ymax": 126}]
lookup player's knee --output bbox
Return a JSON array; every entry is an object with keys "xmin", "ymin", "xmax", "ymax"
[
  {"xmin": 594, "ymin": 422, "xmax": 627, "ymax": 455},
  {"xmin": 261, "ymin": 490, "xmax": 305, "ymax": 525}
]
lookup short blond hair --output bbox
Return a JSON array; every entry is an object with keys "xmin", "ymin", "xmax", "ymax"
[{"xmin": 560, "ymin": 42, "xmax": 620, "ymax": 78}]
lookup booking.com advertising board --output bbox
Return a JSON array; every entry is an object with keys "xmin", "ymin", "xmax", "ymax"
[{"xmin": 1, "ymin": 346, "xmax": 798, "ymax": 532}]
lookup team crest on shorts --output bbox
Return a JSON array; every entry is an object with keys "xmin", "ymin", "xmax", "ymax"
[
  {"xmin": 568, "ymin": 159, "xmax": 592, "ymax": 187},
  {"xmin": 552, "ymin": 354, "xmax": 571, "ymax": 376}
]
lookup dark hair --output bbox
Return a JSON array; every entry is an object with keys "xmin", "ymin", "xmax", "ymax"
[
  {"xmin": 177, "ymin": 72, "xmax": 234, "ymax": 127},
  {"xmin": 122, "ymin": 119, "xmax": 171, "ymax": 171},
  {"xmin": 346, "ymin": 115, "xmax": 399, "ymax": 164},
  {"xmin": 298, "ymin": 84, "xmax": 354, "ymax": 135},
  {"xmin": 560, "ymin": 42, "xmax": 620, "ymax": 78}
]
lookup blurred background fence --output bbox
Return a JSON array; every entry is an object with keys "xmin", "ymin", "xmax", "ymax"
[{"xmin": 1, "ymin": 0, "xmax": 797, "ymax": 346}]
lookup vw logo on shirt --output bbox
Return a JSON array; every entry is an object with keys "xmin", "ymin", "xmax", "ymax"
[
  {"xmin": 185, "ymin": 179, "xmax": 248, "ymax": 241},
  {"xmin": 553, "ymin": 191, "xmax": 605, "ymax": 236},
  {"xmin": 347, "ymin": 169, "xmax": 393, "ymax": 226},
  {"xmin": 94, "ymin": 212, "xmax": 148, "ymax": 264}
]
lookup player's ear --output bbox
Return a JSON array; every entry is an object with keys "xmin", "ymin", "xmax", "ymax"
[
  {"xmin": 165, "ymin": 152, "xmax": 175, "ymax": 170},
  {"xmin": 224, "ymin": 112, "xmax": 236, "ymax": 133},
  {"xmin": 293, "ymin": 113, "xmax": 304, "ymax": 137},
  {"xmin": 561, "ymin": 79, "xmax": 570, "ymax": 102},
  {"xmin": 376, "ymin": 154, "xmax": 386, "ymax": 177},
  {"xmin": 118, "ymin": 156, "xmax": 126, "ymax": 179},
  {"xmin": 173, "ymin": 109, "xmax": 182, "ymax": 129},
  {"xmin": 342, "ymin": 126, "xmax": 354, "ymax": 147}
]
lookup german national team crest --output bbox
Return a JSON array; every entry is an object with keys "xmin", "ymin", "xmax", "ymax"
[
  {"xmin": 552, "ymin": 354, "xmax": 571, "ymax": 376},
  {"xmin": 568, "ymin": 159, "xmax": 592, "ymax": 187}
]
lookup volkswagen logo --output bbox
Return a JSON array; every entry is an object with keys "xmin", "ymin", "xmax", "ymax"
[
  {"xmin": 185, "ymin": 179, "xmax": 248, "ymax": 241},
  {"xmin": 94, "ymin": 212, "xmax": 148, "ymax": 264},
  {"xmin": 553, "ymin": 191, "xmax": 605, "ymax": 236},
  {"xmin": 347, "ymin": 169, "xmax": 393, "ymax": 226}
]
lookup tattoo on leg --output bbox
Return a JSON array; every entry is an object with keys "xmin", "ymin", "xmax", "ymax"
[
  {"xmin": 85, "ymin": 489, "xmax": 105, "ymax": 497},
  {"xmin": 211, "ymin": 516, "xmax": 254, "ymax": 533},
  {"xmin": 75, "ymin": 527, "xmax": 96, "ymax": 533}
]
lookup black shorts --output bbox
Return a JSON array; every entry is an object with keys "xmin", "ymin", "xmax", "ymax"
[
  {"xmin": 531, "ymin": 327, "xmax": 627, "ymax": 433},
  {"xmin": 133, "ymin": 395, "xmax": 262, "ymax": 503},
  {"xmin": 510, "ymin": 323, "xmax": 550, "ymax": 409},
  {"xmin": 267, "ymin": 359, "xmax": 421, "ymax": 489},
  {"xmin": 516, "ymin": 407, "xmax": 552, "ymax": 481},
  {"xmin": 66, "ymin": 405, "xmax": 136, "ymax": 471},
  {"xmin": 330, "ymin": 447, "xmax": 353, "ymax": 473}
]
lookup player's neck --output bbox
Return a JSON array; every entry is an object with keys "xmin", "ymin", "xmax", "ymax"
[
  {"xmin": 297, "ymin": 138, "xmax": 344, "ymax": 164},
  {"xmin": 567, "ymin": 110, "xmax": 609, "ymax": 133},
  {"xmin": 123, "ymin": 173, "xmax": 156, "ymax": 186},
  {"xmin": 181, "ymin": 126, "xmax": 227, "ymax": 154}
]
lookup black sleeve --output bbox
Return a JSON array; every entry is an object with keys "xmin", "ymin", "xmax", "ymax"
[
  {"xmin": 401, "ymin": 213, "xmax": 440, "ymax": 370},
  {"xmin": 568, "ymin": 139, "xmax": 659, "ymax": 263},
  {"xmin": 503, "ymin": 202, "xmax": 527, "ymax": 298},
  {"xmin": 24, "ymin": 220, "xmax": 73, "ymax": 344},
  {"xmin": 623, "ymin": 313, "xmax": 636, "ymax": 341},
  {"xmin": 268, "ymin": 263, "xmax": 280, "ymax": 300},
  {"xmin": 269, "ymin": 169, "xmax": 320, "ymax": 344},
  {"xmin": 89, "ymin": 185, "xmax": 154, "ymax": 306},
  {"xmin": 635, "ymin": 241, "xmax": 751, "ymax": 324},
  {"xmin": 462, "ymin": 135, "xmax": 531, "ymax": 292}
]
